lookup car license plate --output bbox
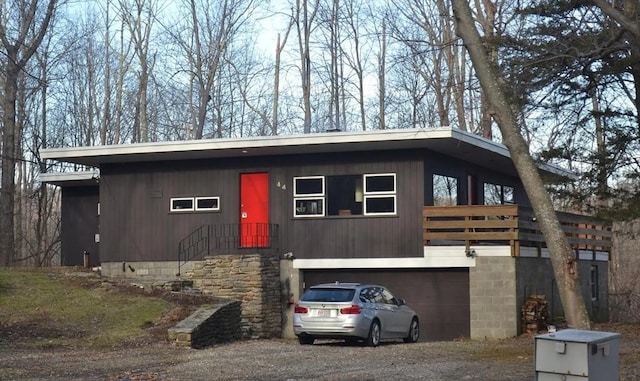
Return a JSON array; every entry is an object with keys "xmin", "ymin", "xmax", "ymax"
[{"xmin": 316, "ymin": 309, "xmax": 331, "ymax": 317}]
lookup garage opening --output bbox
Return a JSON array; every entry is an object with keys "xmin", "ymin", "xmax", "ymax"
[{"xmin": 302, "ymin": 268, "xmax": 470, "ymax": 341}]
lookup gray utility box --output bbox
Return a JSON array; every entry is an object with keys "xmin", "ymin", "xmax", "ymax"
[{"xmin": 535, "ymin": 329, "xmax": 620, "ymax": 381}]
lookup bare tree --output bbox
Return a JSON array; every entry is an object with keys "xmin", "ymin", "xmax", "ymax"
[
  {"xmin": 378, "ymin": 17, "xmax": 387, "ymax": 130},
  {"xmin": 228, "ymin": 42, "xmax": 274, "ymax": 136},
  {"xmin": 294, "ymin": 0, "xmax": 320, "ymax": 133},
  {"xmin": 0, "ymin": 0, "xmax": 58, "ymax": 266},
  {"xmin": 452, "ymin": 0, "xmax": 591, "ymax": 329},
  {"xmin": 327, "ymin": 0, "xmax": 341, "ymax": 131},
  {"xmin": 118, "ymin": 0, "xmax": 161, "ymax": 143},
  {"xmin": 165, "ymin": 0, "xmax": 257, "ymax": 139},
  {"xmin": 273, "ymin": 18, "xmax": 294, "ymax": 135},
  {"xmin": 29, "ymin": 42, "xmax": 62, "ymax": 266},
  {"xmin": 342, "ymin": 0, "xmax": 369, "ymax": 131}
]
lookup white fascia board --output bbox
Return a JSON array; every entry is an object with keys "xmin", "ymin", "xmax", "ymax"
[
  {"xmin": 41, "ymin": 127, "xmax": 453, "ymax": 160},
  {"xmin": 40, "ymin": 126, "xmax": 574, "ymax": 179},
  {"xmin": 39, "ymin": 170, "xmax": 99, "ymax": 183}
]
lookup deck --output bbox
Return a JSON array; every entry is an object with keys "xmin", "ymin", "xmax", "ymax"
[{"xmin": 423, "ymin": 205, "xmax": 612, "ymax": 257}]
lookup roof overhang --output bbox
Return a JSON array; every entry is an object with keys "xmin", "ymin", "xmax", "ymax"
[
  {"xmin": 39, "ymin": 170, "xmax": 99, "ymax": 187},
  {"xmin": 39, "ymin": 127, "xmax": 574, "ymax": 181}
]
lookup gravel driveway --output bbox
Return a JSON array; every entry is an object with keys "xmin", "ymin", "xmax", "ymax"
[
  {"xmin": 3, "ymin": 328, "xmax": 639, "ymax": 381},
  {"xmin": 0, "ymin": 337, "xmax": 538, "ymax": 381}
]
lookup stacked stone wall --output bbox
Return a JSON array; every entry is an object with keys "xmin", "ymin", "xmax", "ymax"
[
  {"xmin": 167, "ymin": 301, "xmax": 241, "ymax": 349},
  {"xmin": 188, "ymin": 253, "xmax": 281, "ymax": 339}
]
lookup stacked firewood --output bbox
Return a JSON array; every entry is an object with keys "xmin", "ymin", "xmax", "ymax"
[{"xmin": 521, "ymin": 295, "xmax": 549, "ymax": 334}]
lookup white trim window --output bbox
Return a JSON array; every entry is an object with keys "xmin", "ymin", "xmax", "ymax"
[
  {"xmin": 195, "ymin": 196, "xmax": 220, "ymax": 211},
  {"xmin": 293, "ymin": 176, "xmax": 325, "ymax": 217},
  {"xmin": 363, "ymin": 173, "xmax": 396, "ymax": 215},
  {"xmin": 170, "ymin": 197, "xmax": 194, "ymax": 212}
]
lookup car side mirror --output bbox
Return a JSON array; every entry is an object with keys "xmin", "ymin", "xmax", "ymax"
[{"xmin": 398, "ymin": 298, "xmax": 406, "ymax": 306}]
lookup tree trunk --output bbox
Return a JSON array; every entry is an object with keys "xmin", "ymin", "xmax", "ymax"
[
  {"xmin": 296, "ymin": 0, "xmax": 318, "ymax": 133},
  {"xmin": 378, "ymin": 19, "xmax": 386, "ymax": 130},
  {"xmin": 273, "ymin": 33, "xmax": 282, "ymax": 135},
  {"xmin": 0, "ymin": 57, "xmax": 19, "ymax": 265},
  {"xmin": 0, "ymin": 0, "xmax": 57, "ymax": 265},
  {"xmin": 452, "ymin": 0, "xmax": 591, "ymax": 329}
]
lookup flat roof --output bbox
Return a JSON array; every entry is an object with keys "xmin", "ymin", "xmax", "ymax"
[
  {"xmin": 39, "ymin": 127, "xmax": 573, "ymax": 179},
  {"xmin": 39, "ymin": 170, "xmax": 99, "ymax": 187}
]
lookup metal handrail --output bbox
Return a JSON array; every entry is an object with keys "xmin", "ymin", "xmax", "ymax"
[{"xmin": 177, "ymin": 223, "xmax": 279, "ymax": 276}]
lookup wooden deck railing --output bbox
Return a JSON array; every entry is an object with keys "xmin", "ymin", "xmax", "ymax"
[{"xmin": 423, "ymin": 205, "xmax": 612, "ymax": 257}]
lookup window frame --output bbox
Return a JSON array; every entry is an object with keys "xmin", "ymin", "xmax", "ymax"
[
  {"xmin": 292, "ymin": 173, "xmax": 398, "ymax": 218},
  {"xmin": 195, "ymin": 196, "xmax": 221, "ymax": 211},
  {"xmin": 293, "ymin": 176, "xmax": 325, "ymax": 217},
  {"xmin": 363, "ymin": 173, "xmax": 397, "ymax": 216},
  {"xmin": 170, "ymin": 197, "xmax": 195, "ymax": 212}
]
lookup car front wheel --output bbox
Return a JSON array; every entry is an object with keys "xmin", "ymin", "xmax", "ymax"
[
  {"xmin": 403, "ymin": 317, "xmax": 419, "ymax": 343},
  {"xmin": 365, "ymin": 320, "xmax": 381, "ymax": 347}
]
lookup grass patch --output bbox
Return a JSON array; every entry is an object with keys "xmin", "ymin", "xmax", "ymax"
[{"xmin": 0, "ymin": 268, "xmax": 170, "ymax": 349}]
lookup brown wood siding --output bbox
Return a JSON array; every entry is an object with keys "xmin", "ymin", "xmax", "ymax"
[
  {"xmin": 61, "ymin": 186, "xmax": 99, "ymax": 266},
  {"xmin": 99, "ymin": 150, "xmax": 426, "ymax": 263},
  {"xmin": 286, "ymin": 151, "xmax": 424, "ymax": 259},
  {"xmin": 302, "ymin": 268, "xmax": 470, "ymax": 341}
]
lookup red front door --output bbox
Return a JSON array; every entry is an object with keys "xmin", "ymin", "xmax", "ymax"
[{"xmin": 240, "ymin": 172, "xmax": 270, "ymax": 247}]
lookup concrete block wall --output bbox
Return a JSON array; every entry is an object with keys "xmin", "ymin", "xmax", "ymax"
[
  {"xmin": 280, "ymin": 259, "xmax": 299, "ymax": 338},
  {"xmin": 469, "ymin": 256, "xmax": 518, "ymax": 339},
  {"xmin": 99, "ymin": 260, "xmax": 199, "ymax": 279},
  {"xmin": 188, "ymin": 253, "xmax": 281, "ymax": 339},
  {"xmin": 516, "ymin": 257, "xmax": 609, "ymax": 325}
]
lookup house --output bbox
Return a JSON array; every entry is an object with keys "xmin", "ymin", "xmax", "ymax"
[{"xmin": 40, "ymin": 127, "xmax": 612, "ymax": 341}]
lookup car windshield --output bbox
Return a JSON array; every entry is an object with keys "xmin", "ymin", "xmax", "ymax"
[{"xmin": 300, "ymin": 288, "xmax": 356, "ymax": 302}]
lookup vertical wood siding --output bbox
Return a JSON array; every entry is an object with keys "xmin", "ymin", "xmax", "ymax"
[
  {"xmin": 99, "ymin": 150, "xmax": 425, "ymax": 262},
  {"xmin": 98, "ymin": 148, "xmax": 525, "ymax": 263},
  {"xmin": 61, "ymin": 186, "xmax": 99, "ymax": 266}
]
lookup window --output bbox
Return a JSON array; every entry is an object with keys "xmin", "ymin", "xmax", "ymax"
[
  {"xmin": 483, "ymin": 182, "xmax": 515, "ymax": 205},
  {"xmin": 590, "ymin": 265, "xmax": 599, "ymax": 301},
  {"xmin": 381, "ymin": 289, "xmax": 400, "ymax": 305},
  {"xmin": 171, "ymin": 196, "xmax": 220, "ymax": 212},
  {"xmin": 364, "ymin": 174, "xmax": 396, "ymax": 215},
  {"xmin": 294, "ymin": 177, "xmax": 325, "ymax": 217},
  {"xmin": 359, "ymin": 287, "xmax": 386, "ymax": 304},
  {"xmin": 503, "ymin": 186, "xmax": 514, "ymax": 204},
  {"xmin": 170, "ymin": 197, "xmax": 194, "ymax": 211},
  {"xmin": 300, "ymin": 288, "xmax": 355, "ymax": 302},
  {"xmin": 195, "ymin": 197, "xmax": 220, "ymax": 211},
  {"xmin": 326, "ymin": 175, "xmax": 363, "ymax": 216},
  {"xmin": 293, "ymin": 173, "xmax": 396, "ymax": 217},
  {"xmin": 433, "ymin": 174, "xmax": 458, "ymax": 206}
]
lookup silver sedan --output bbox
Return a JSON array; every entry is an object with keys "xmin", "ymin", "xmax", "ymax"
[{"xmin": 293, "ymin": 282, "xmax": 420, "ymax": 346}]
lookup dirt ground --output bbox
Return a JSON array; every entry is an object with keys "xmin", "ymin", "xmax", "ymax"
[{"xmin": 1, "ymin": 270, "xmax": 639, "ymax": 381}]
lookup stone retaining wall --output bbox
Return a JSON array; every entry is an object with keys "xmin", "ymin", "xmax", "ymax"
[
  {"xmin": 167, "ymin": 301, "xmax": 242, "ymax": 349},
  {"xmin": 187, "ymin": 253, "xmax": 281, "ymax": 339}
]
